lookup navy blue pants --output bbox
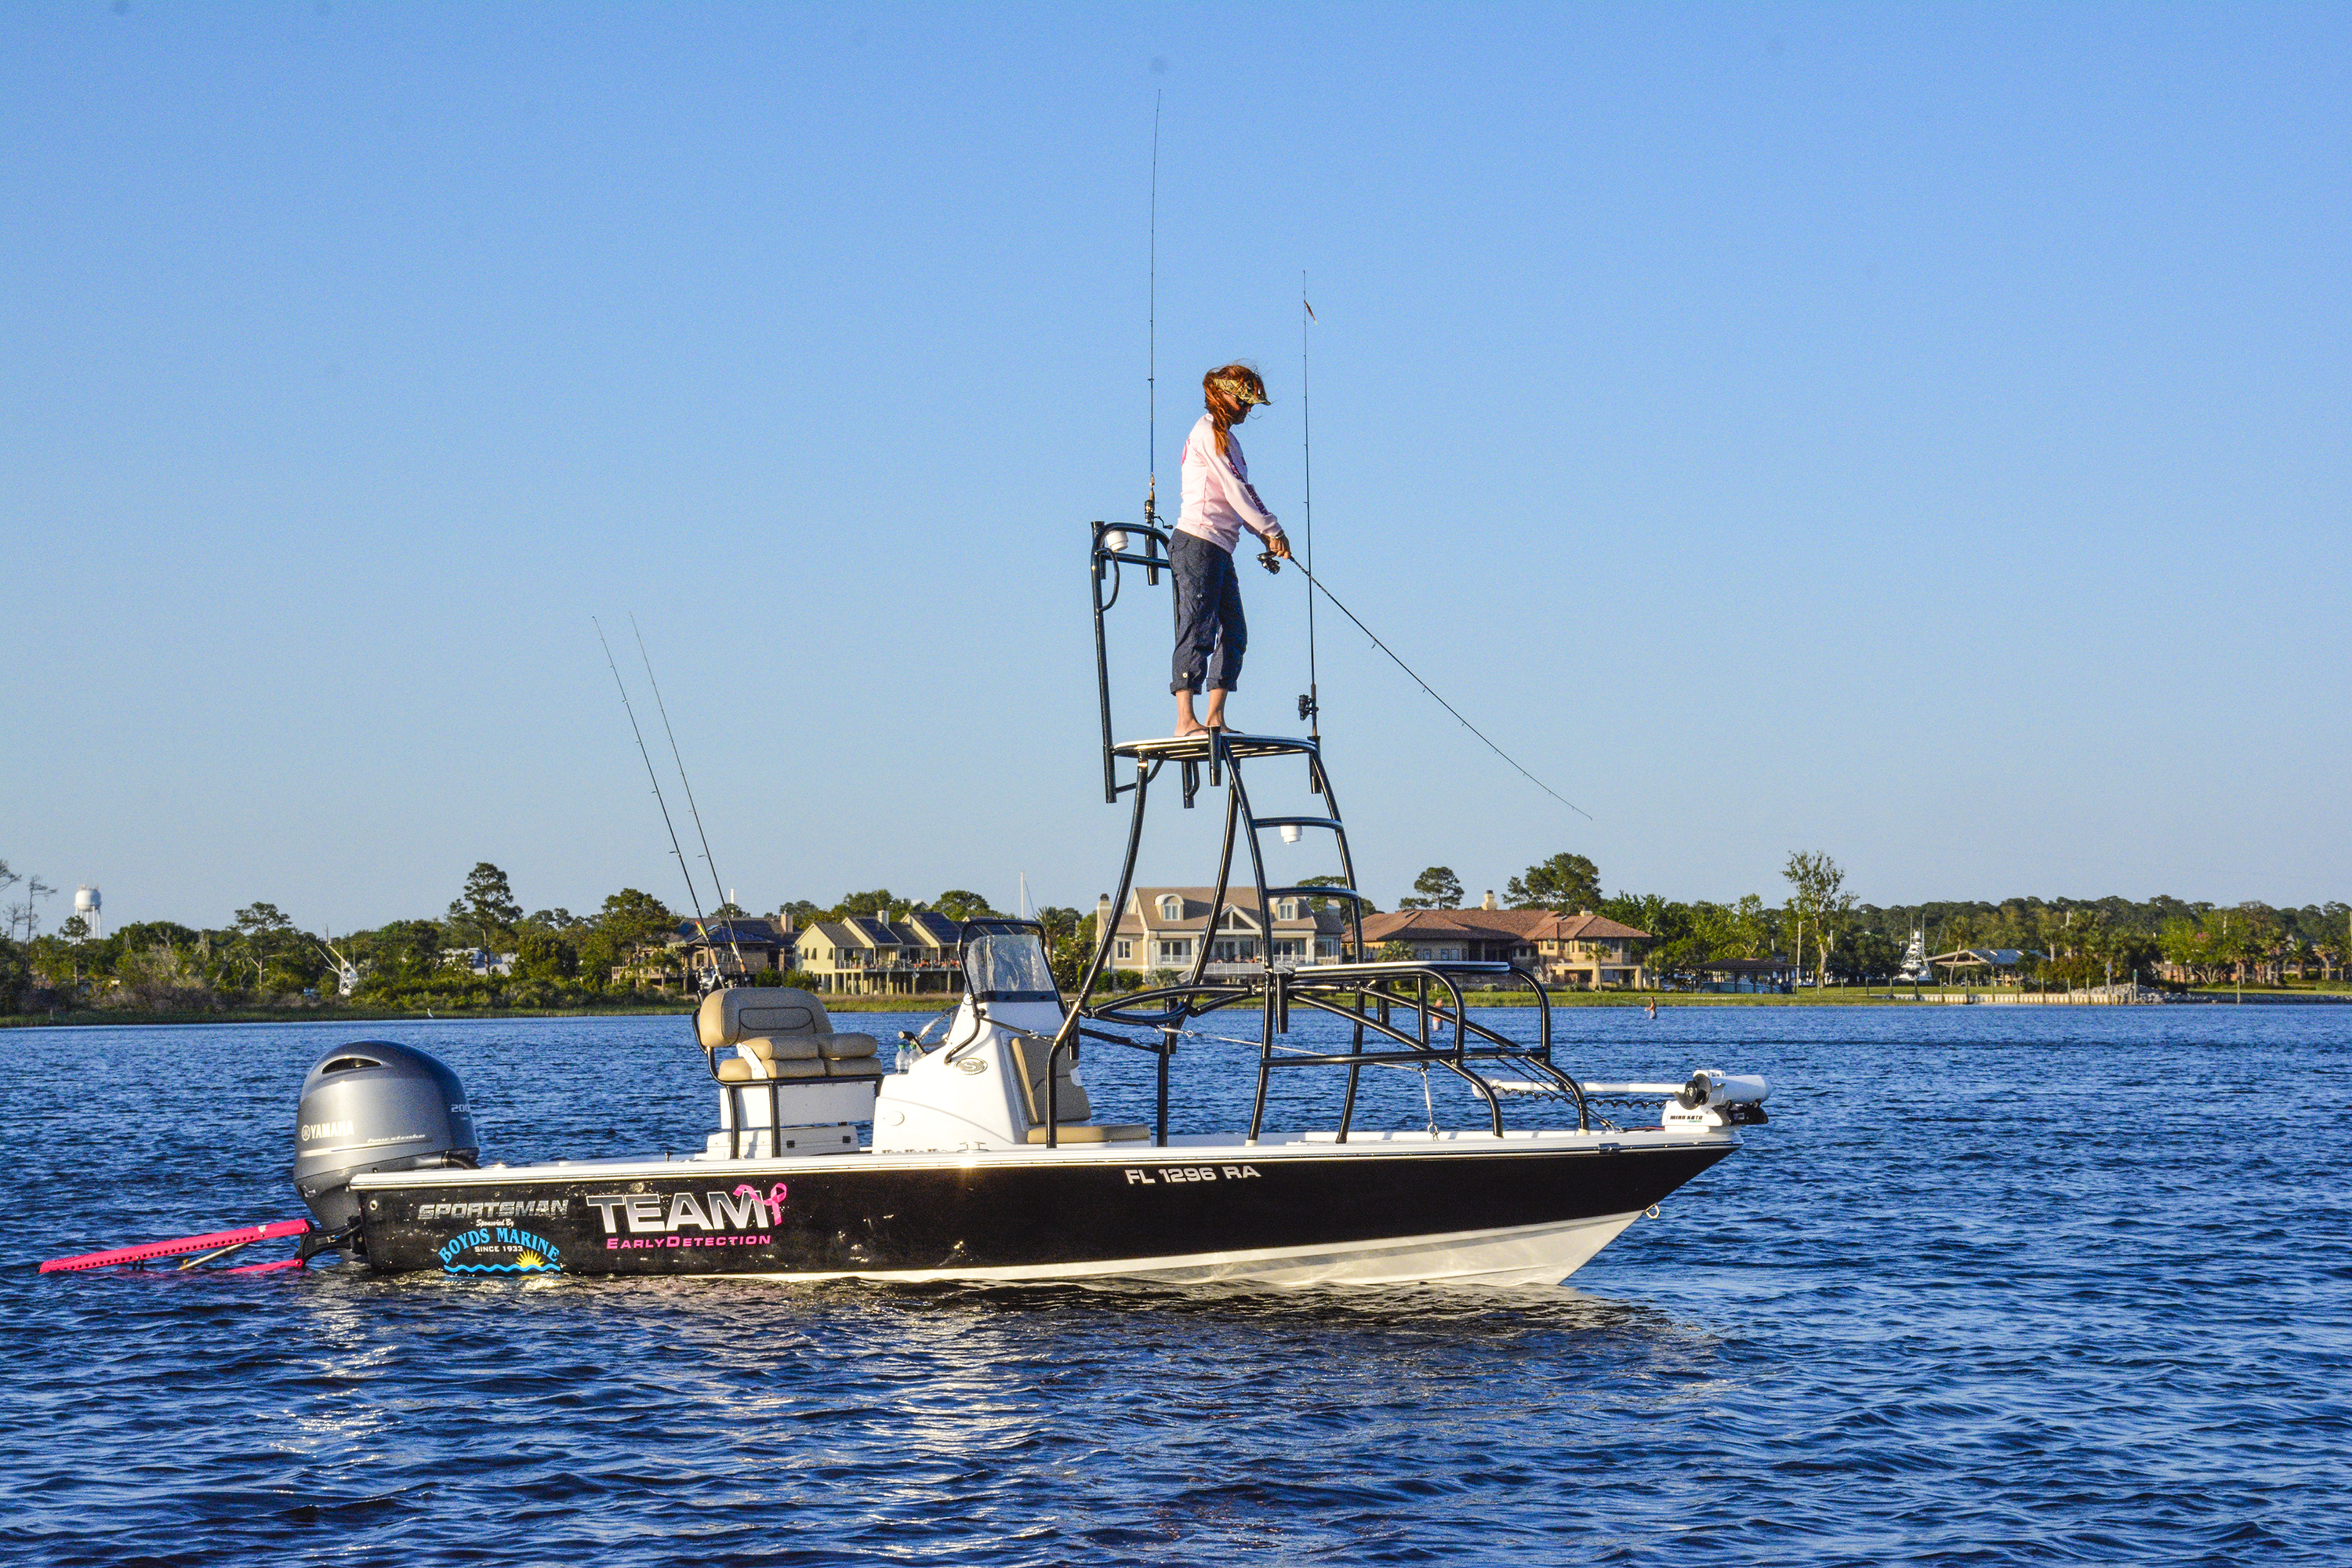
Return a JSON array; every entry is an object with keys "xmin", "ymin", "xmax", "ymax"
[{"xmin": 1170, "ymin": 530, "xmax": 1247, "ymax": 695}]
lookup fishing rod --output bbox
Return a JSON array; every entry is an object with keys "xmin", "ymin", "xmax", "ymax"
[
  {"xmin": 631, "ymin": 615, "xmax": 747, "ymax": 982},
  {"xmin": 593, "ymin": 617, "xmax": 712, "ymax": 977},
  {"xmin": 1145, "ymin": 89, "xmax": 1161, "ymax": 531},
  {"xmin": 1256, "ymin": 551, "xmax": 1592, "ymax": 820},
  {"xmin": 1298, "ymin": 277, "xmax": 1321, "ymax": 790}
]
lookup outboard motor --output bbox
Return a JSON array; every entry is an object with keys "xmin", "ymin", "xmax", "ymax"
[{"xmin": 292, "ymin": 1042, "xmax": 479, "ymax": 1230}]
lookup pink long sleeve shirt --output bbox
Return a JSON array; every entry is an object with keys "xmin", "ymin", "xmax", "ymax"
[{"xmin": 1174, "ymin": 414, "xmax": 1285, "ymax": 554}]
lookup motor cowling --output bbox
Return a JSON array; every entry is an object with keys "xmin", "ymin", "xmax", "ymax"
[
  {"xmin": 1675, "ymin": 1069, "xmax": 1769, "ymax": 1111},
  {"xmin": 292, "ymin": 1042, "xmax": 478, "ymax": 1230},
  {"xmin": 1664, "ymin": 1068, "xmax": 1771, "ymax": 1129}
]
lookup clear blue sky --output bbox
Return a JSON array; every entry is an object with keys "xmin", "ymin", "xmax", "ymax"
[{"xmin": 5, "ymin": 2, "xmax": 2346, "ymax": 934}]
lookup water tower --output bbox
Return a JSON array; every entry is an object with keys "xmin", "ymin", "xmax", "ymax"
[{"xmin": 74, "ymin": 885, "xmax": 101, "ymax": 939}]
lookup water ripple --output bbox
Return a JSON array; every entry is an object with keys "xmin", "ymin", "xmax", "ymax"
[{"xmin": 4, "ymin": 1007, "xmax": 2350, "ymax": 1563}]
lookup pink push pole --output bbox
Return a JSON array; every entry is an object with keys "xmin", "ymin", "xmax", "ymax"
[{"xmin": 38, "ymin": 1218, "xmax": 314, "ymax": 1275}]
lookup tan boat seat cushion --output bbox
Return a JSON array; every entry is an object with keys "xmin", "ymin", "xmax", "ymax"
[
  {"xmin": 1005, "ymin": 1034, "xmax": 1094, "ymax": 1125},
  {"xmin": 738, "ymin": 1036, "xmax": 822, "ymax": 1062},
  {"xmin": 1025, "ymin": 1123, "xmax": 1150, "ymax": 1143},
  {"xmin": 819, "ymin": 1033, "xmax": 879, "ymax": 1060},
  {"xmin": 715, "ymin": 1027, "xmax": 880, "ymax": 1083},
  {"xmin": 715, "ymin": 1054, "xmax": 829, "ymax": 1083},
  {"xmin": 699, "ymin": 988, "xmax": 831, "ymax": 1049}
]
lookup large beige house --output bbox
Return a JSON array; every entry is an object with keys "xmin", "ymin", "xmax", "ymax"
[
  {"xmin": 1356, "ymin": 907, "xmax": 1653, "ymax": 989},
  {"xmin": 1098, "ymin": 887, "xmax": 1349, "ymax": 980}
]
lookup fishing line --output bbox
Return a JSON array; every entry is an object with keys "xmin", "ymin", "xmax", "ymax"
[
  {"xmin": 593, "ymin": 616, "xmax": 712, "ymax": 944},
  {"xmin": 631, "ymin": 615, "xmax": 745, "ymax": 978},
  {"xmin": 1276, "ymin": 557, "xmax": 1593, "ymax": 820}
]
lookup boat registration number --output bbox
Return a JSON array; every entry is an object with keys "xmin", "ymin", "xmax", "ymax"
[{"xmin": 1125, "ymin": 1165, "xmax": 1261, "ymax": 1185}]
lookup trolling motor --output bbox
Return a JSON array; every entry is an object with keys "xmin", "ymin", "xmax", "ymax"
[
  {"xmin": 1664, "ymin": 1070, "xmax": 1770, "ymax": 1129},
  {"xmin": 1568, "ymin": 1069, "xmax": 1771, "ymax": 1131}
]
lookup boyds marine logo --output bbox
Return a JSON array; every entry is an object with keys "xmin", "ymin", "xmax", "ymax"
[{"xmin": 437, "ymin": 1225, "xmax": 564, "ymax": 1276}]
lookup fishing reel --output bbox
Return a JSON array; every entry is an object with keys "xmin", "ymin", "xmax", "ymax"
[{"xmin": 1257, "ymin": 549, "xmax": 1283, "ymax": 575}]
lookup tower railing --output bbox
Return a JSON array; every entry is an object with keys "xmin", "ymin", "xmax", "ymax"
[{"xmin": 1044, "ymin": 522, "xmax": 1589, "ymax": 1148}]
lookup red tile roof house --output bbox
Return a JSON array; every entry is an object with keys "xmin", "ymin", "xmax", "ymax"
[
  {"xmin": 1355, "ymin": 908, "xmax": 1653, "ymax": 989},
  {"xmin": 1097, "ymin": 888, "xmax": 1350, "ymax": 981}
]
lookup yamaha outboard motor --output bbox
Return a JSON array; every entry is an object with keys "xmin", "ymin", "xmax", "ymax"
[{"xmin": 292, "ymin": 1042, "xmax": 479, "ymax": 1230}]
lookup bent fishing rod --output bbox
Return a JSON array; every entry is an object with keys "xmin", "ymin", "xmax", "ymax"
[
  {"xmin": 1299, "ymin": 277, "xmax": 1320, "ymax": 774},
  {"xmin": 1255, "ymin": 548, "xmax": 1592, "ymax": 820}
]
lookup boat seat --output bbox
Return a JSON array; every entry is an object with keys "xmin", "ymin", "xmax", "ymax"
[
  {"xmin": 700, "ymin": 989, "xmax": 883, "ymax": 1085},
  {"xmin": 1005, "ymin": 1032, "xmax": 1090, "ymax": 1123},
  {"xmin": 1025, "ymin": 1123, "xmax": 1150, "ymax": 1144},
  {"xmin": 699, "ymin": 988, "xmax": 831, "ymax": 1050},
  {"xmin": 1004, "ymin": 1033, "xmax": 1141, "ymax": 1139}
]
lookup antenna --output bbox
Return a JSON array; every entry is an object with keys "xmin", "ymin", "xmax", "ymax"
[
  {"xmin": 1146, "ymin": 89, "xmax": 1161, "ymax": 528},
  {"xmin": 594, "ymin": 617, "xmax": 710, "ymax": 967},
  {"xmin": 632, "ymin": 615, "xmax": 747, "ymax": 982}
]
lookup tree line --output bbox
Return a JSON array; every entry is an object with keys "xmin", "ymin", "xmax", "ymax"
[
  {"xmin": 1393, "ymin": 852, "xmax": 2350, "ymax": 988},
  {"xmin": 7, "ymin": 846, "xmax": 2344, "ymax": 1014},
  {"xmin": 0, "ymin": 858, "xmax": 1098, "ymax": 1014}
]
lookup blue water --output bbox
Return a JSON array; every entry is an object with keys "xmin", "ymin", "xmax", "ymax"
[{"xmin": 5, "ymin": 1005, "xmax": 2348, "ymax": 1565}]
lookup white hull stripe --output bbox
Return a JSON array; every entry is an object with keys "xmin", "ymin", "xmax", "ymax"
[{"xmin": 655, "ymin": 1212, "xmax": 1648, "ymax": 1290}]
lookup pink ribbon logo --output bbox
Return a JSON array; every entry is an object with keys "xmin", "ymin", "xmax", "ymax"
[{"xmin": 733, "ymin": 1182, "xmax": 788, "ymax": 1225}]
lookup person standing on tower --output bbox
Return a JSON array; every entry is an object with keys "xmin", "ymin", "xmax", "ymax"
[{"xmin": 1171, "ymin": 363, "xmax": 1290, "ymax": 736}]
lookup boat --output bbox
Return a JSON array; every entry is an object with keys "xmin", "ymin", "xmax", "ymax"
[
  {"xmin": 281, "ymin": 518, "xmax": 1771, "ymax": 1287},
  {"xmin": 1896, "ymin": 928, "xmax": 1934, "ymax": 985}
]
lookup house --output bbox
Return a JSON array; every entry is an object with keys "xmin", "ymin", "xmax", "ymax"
[
  {"xmin": 794, "ymin": 919, "xmax": 891, "ymax": 994},
  {"xmin": 793, "ymin": 910, "xmax": 967, "ymax": 995},
  {"xmin": 895, "ymin": 909, "xmax": 967, "ymax": 977},
  {"xmin": 1098, "ymin": 887, "xmax": 1348, "ymax": 979},
  {"xmin": 1354, "ymin": 908, "xmax": 1653, "ymax": 989},
  {"xmin": 668, "ymin": 916, "xmax": 796, "ymax": 985},
  {"xmin": 1355, "ymin": 909, "xmax": 1542, "ymax": 967}
]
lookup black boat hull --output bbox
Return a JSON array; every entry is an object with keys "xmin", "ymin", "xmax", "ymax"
[{"xmin": 354, "ymin": 1139, "xmax": 1735, "ymax": 1286}]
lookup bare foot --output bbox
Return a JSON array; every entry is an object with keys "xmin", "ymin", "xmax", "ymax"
[{"xmin": 1174, "ymin": 720, "xmax": 1208, "ymax": 738}]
